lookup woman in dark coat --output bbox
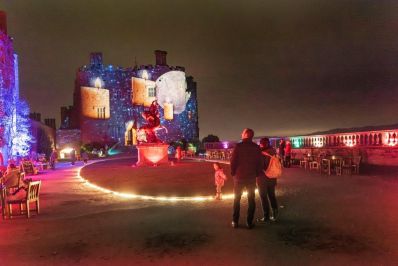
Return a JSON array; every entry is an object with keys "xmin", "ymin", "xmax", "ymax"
[{"xmin": 257, "ymin": 137, "xmax": 279, "ymax": 222}]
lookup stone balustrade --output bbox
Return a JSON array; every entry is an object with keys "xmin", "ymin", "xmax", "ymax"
[
  {"xmin": 289, "ymin": 130, "xmax": 398, "ymax": 149},
  {"xmin": 205, "ymin": 130, "xmax": 398, "ymax": 166}
]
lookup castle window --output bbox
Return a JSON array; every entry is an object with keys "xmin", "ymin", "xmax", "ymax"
[
  {"xmin": 148, "ymin": 87, "xmax": 156, "ymax": 97},
  {"xmin": 97, "ymin": 107, "xmax": 106, "ymax": 119}
]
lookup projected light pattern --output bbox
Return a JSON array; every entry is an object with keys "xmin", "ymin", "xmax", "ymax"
[
  {"xmin": 75, "ymin": 52, "xmax": 199, "ymax": 145},
  {"xmin": 80, "ymin": 86, "xmax": 110, "ymax": 119},
  {"xmin": 156, "ymin": 71, "xmax": 189, "ymax": 114}
]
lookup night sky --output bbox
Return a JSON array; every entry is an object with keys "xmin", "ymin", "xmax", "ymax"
[{"xmin": 1, "ymin": 0, "xmax": 397, "ymax": 140}]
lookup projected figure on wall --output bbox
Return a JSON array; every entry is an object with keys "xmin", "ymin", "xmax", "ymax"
[{"xmin": 137, "ymin": 100, "xmax": 167, "ymax": 144}]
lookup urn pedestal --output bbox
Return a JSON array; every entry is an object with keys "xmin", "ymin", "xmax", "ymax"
[{"xmin": 136, "ymin": 143, "xmax": 169, "ymax": 166}]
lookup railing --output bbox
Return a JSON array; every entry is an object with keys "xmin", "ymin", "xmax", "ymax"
[
  {"xmin": 204, "ymin": 149, "xmax": 233, "ymax": 161},
  {"xmin": 289, "ymin": 129, "xmax": 398, "ymax": 149}
]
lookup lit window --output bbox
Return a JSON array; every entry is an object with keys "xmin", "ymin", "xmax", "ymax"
[
  {"xmin": 97, "ymin": 107, "xmax": 106, "ymax": 119},
  {"xmin": 148, "ymin": 87, "xmax": 156, "ymax": 97}
]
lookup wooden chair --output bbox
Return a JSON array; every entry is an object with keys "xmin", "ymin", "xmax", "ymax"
[
  {"xmin": 20, "ymin": 161, "xmax": 38, "ymax": 175},
  {"xmin": 300, "ymin": 157, "xmax": 310, "ymax": 170},
  {"xmin": 333, "ymin": 158, "xmax": 343, "ymax": 176},
  {"xmin": 311, "ymin": 155, "xmax": 325, "ymax": 172},
  {"xmin": 1, "ymin": 170, "xmax": 26, "ymax": 195},
  {"xmin": 290, "ymin": 153, "xmax": 298, "ymax": 166},
  {"xmin": 309, "ymin": 160, "xmax": 320, "ymax": 171},
  {"xmin": 321, "ymin": 159, "xmax": 331, "ymax": 175},
  {"xmin": 352, "ymin": 156, "xmax": 361, "ymax": 174},
  {"xmin": 1, "ymin": 185, "xmax": 6, "ymax": 219},
  {"xmin": 341, "ymin": 158, "xmax": 352, "ymax": 175},
  {"xmin": 6, "ymin": 180, "xmax": 41, "ymax": 218}
]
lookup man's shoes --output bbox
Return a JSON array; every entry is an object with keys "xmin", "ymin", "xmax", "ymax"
[
  {"xmin": 231, "ymin": 221, "xmax": 239, "ymax": 228},
  {"xmin": 270, "ymin": 208, "xmax": 279, "ymax": 222},
  {"xmin": 246, "ymin": 222, "xmax": 255, "ymax": 229},
  {"xmin": 256, "ymin": 217, "xmax": 270, "ymax": 223}
]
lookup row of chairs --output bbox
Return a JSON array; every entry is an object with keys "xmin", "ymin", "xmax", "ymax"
[{"xmin": 301, "ymin": 156, "xmax": 361, "ymax": 175}]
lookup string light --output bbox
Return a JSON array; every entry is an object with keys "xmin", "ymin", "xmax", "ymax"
[{"xmin": 75, "ymin": 161, "xmax": 264, "ymax": 202}]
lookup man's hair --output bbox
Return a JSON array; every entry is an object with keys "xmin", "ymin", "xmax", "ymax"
[{"xmin": 243, "ymin": 128, "xmax": 254, "ymax": 139}]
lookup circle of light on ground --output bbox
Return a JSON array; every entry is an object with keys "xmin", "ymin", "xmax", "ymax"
[{"xmin": 80, "ymin": 158, "xmax": 234, "ymax": 197}]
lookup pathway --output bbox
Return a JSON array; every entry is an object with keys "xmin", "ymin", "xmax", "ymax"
[{"xmin": 0, "ymin": 160, "xmax": 398, "ymax": 265}]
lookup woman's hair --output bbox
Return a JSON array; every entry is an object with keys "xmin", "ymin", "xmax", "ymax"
[
  {"xmin": 214, "ymin": 162, "xmax": 222, "ymax": 169},
  {"xmin": 8, "ymin": 163, "xmax": 16, "ymax": 169},
  {"xmin": 260, "ymin": 137, "xmax": 270, "ymax": 148}
]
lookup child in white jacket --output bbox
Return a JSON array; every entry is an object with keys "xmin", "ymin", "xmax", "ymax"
[{"xmin": 213, "ymin": 162, "xmax": 227, "ymax": 200}]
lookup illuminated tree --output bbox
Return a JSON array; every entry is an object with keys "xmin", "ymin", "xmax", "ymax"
[
  {"xmin": 10, "ymin": 98, "xmax": 33, "ymax": 157},
  {"xmin": 0, "ymin": 91, "xmax": 34, "ymax": 158}
]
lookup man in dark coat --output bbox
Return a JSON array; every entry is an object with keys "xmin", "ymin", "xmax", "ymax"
[{"xmin": 230, "ymin": 128, "xmax": 263, "ymax": 229}]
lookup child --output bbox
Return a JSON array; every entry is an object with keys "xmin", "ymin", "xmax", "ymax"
[
  {"xmin": 213, "ymin": 162, "xmax": 227, "ymax": 200},
  {"xmin": 81, "ymin": 151, "xmax": 89, "ymax": 164},
  {"xmin": 175, "ymin": 146, "xmax": 182, "ymax": 162}
]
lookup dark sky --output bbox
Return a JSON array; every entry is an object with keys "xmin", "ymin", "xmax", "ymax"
[{"xmin": 1, "ymin": 0, "xmax": 398, "ymax": 140}]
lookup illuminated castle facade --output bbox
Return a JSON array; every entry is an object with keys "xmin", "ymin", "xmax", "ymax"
[{"xmin": 66, "ymin": 51, "xmax": 199, "ymax": 145}]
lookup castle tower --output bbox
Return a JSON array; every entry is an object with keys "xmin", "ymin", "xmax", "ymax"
[
  {"xmin": 0, "ymin": 11, "xmax": 7, "ymax": 35},
  {"xmin": 155, "ymin": 50, "xmax": 167, "ymax": 66},
  {"xmin": 90, "ymin": 52, "xmax": 103, "ymax": 67}
]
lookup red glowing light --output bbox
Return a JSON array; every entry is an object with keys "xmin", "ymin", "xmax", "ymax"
[{"xmin": 136, "ymin": 143, "xmax": 169, "ymax": 166}]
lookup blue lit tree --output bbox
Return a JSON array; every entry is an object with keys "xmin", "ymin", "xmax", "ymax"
[
  {"xmin": 11, "ymin": 98, "xmax": 33, "ymax": 157},
  {"xmin": 0, "ymin": 90, "xmax": 34, "ymax": 159}
]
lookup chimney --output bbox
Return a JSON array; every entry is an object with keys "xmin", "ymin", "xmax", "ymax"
[
  {"xmin": 155, "ymin": 50, "xmax": 167, "ymax": 66},
  {"xmin": 0, "ymin": 11, "xmax": 7, "ymax": 35},
  {"xmin": 90, "ymin": 52, "xmax": 103, "ymax": 66},
  {"xmin": 44, "ymin": 118, "xmax": 56, "ymax": 129},
  {"xmin": 29, "ymin": 112, "xmax": 41, "ymax": 122}
]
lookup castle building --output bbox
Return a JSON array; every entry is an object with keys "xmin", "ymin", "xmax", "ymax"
[{"xmin": 61, "ymin": 50, "xmax": 199, "ymax": 147}]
